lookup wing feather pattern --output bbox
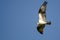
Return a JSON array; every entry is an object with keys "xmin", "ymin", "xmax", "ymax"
[
  {"xmin": 37, "ymin": 24, "xmax": 45, "ymax": 34},
  {"xmin": 38, "ymin": 1, "xmax": 47, "ymax": 21}
]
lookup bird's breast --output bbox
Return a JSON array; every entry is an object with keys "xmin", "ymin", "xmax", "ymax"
[{"xmin": 39, "ymin": 20, "xmax": 47, "ymax": 24}]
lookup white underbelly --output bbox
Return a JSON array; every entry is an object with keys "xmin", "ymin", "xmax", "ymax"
[{"xmin": 39, "ymin": 20, "xmax": 47, "ymax": 24}]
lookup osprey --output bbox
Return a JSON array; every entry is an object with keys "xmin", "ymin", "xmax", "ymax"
[{"xmin": 37, "ymin": 1, "xmax": 51, "ymax": 34}]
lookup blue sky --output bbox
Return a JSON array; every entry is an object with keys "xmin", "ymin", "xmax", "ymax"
[{"xmin": 1, "ymin": 0, "xmax": 60, "ymax": 40}]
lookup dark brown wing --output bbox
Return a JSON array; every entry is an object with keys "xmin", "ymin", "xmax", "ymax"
[
  {"xmin": 38, "ymin": 1, "xmax": 47, "ymax": 21},
  {"xmin": 37, "ymin": 24, "xmax": 45, "ymax": 34},
  {"xmin": 38, "ymin": 1, "xmax": 47, "ymax": 13}
]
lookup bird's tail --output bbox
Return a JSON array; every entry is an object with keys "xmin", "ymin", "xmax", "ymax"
[{"xmin": 47, "ymin": 21, "xmax": 51, "ymax": 25}]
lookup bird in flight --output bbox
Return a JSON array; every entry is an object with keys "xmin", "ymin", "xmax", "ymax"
[{"xmin": 37, "ymin": 1, "xmax": 51, "ymax": 34}]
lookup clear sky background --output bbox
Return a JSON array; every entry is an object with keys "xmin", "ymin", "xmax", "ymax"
[{"xmin": 1, "ymin": 0, "xmax": 60, "ymax": 40}]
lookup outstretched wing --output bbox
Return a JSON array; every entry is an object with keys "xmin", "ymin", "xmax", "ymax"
[
  {"xmin": 37, "ymin": 24, "xmax": 45, "ymax": 34},
  {"xmin": 38, "ymin": 1, "xmax": 47, "ymax": 21}
]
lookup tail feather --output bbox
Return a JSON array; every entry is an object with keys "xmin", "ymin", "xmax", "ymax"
[{"xmin": 47, "ymin": 21, "xmax": 51, "ymax": 25}]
